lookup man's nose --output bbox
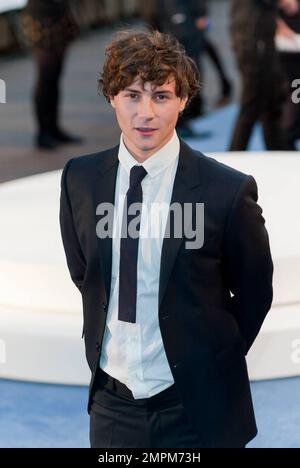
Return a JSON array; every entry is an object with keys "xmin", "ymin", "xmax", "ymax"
[{"xmin": 138, "ymin": 98, "xmax": 155, "ymax": 118}]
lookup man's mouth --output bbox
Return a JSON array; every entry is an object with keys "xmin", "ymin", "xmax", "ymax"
[{"xmin": 136, "ymin": 128, "xmax": 158, "ymax": 135}]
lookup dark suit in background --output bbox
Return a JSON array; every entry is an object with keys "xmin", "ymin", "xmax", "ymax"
[
  {"xmin": 59, "ymin": 138, "xmax": 273, "ymax": 447},
  {"xmin": 155, "ymin": 0, "xmax": 207, "ymax": 122},
  {"xmin": 22, "ymin": 0, "xmax": 79, "ymax": 149},
  {"xmin": 229, "ymin": 0, "xmax": 286, "ymax": 150},
  {"xmin": 278, "ymin": 5, "xmax": 300, "ymax": 150}
]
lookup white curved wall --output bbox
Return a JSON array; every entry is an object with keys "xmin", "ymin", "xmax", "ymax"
[{"xmin": 0, "ymin": 152, "xmax": 300, "ymax": 384}]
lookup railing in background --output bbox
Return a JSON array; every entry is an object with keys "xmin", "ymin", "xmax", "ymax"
[{"xmin": 0, "ymin": 0, "xmax": 157, "ymax": 54}]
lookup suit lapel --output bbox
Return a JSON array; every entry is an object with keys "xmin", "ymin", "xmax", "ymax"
[
  {"xmin": 158, "ymin": 139, "xmax": 211, "ymax": 309},
  {"xmin": 91, "ymin": 145, "xmax": 119, "ymax": 302},
  {"xmin": 91, "ymin": 139, "xmax": 210, "ymax": 310}
]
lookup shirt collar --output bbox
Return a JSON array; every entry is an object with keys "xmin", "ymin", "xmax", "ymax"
[{"xmin": 118, "ymin": 130, "xmax": 180, "ymax": 179}]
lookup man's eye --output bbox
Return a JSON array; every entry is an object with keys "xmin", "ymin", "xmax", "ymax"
[
  {"xmin": 128, "ymin": 93, "xmax": 138, "ymax": 99},
  {"xmin": 156, "ymin": 95, "xmax": 167, "ymax": 101}
]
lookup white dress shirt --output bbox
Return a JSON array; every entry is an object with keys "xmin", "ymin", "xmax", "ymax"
[{"xmin": 99, "ymin": 130, "xmax": 180, "ymax": 398}]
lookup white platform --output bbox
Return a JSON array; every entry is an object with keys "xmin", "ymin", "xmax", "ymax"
[{"xmin": 0, "ymin": 152, "xmax": 300, "ymax": 384}]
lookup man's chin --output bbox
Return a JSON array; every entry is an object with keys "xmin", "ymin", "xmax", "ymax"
[{"xmin": 140, "ymin": 144, "xmax": 156, "ymax": 151}]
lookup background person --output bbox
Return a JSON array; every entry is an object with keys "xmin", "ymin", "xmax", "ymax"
[
  {"xmin": 22, "ymin": 0, "xmax": 83, "ymax": 150},
  {"xmin": 276, "ymin": 0, "xmax": 300, "ymax": 149},
  {"xmin": 229, "ymin": 0, "xmax": 297, "ymax": 151},
  {"xmin": 154, "ymin": 0, "xmax": 207, "ymax": 137}
]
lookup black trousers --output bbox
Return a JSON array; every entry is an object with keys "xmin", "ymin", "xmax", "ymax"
[
  {"xmin": 229, "ymin": 55, "xmax": 286, "ymax": 151},
  {"xmin": 279, "ymin": 52, "xmax": 300, "ymax": 150},
  {"xmin": 32, "ymin": 46, "xmax": 66, "ymax": 135},
  {"xmin": 90, "ymin": 367, "xmax": 203, "ymax": 448}
]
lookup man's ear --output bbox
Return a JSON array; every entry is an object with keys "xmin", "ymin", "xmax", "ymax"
[
  {"xmin": 110, "ymin": 97, "xmax": 115, "ymax": 109},
  {"xmin": 180, "ymin": 96, "xmax": 189, "ymax": 113}
]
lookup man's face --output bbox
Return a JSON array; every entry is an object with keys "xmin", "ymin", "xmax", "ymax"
[{"xmin": 110, "ymin": 76, "xmax": 188, "ymax": 162}]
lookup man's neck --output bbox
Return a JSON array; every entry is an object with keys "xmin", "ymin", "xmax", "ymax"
[{"xmin": 122, "ymin": 132, "xmax": 175, "ymax": 164}]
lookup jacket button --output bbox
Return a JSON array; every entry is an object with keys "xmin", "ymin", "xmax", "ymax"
[
  {"xmin": 102, "ymin": 302, "xmax": 108, "ymax": 311},
  {"xmin": 172, "ymin": 362, "xmax": 181, "ymax": 369},
  {"xmin": 96, "ymin": 342, "xmax": 101, "ymax": 352},
  {"xmin": 162, "ymin": 315, "xmax": 170, "ymax": 320}
]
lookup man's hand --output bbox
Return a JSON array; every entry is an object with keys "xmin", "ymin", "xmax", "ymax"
[
  {"xmin": 195, "ymin": 16, "xmax": 209, "ymax": 30},
  {"xmin": 276, "ymin": 17, "xmax": 298, "ymax": 38},
  {"xmin": 278, "ymin": 0, "xmax": 299, "ymax": 16}
]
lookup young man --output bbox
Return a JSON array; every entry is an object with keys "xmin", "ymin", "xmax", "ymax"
[{"xmin": 59, "ymin": 30, "xmax": 273, "ymax": 448}]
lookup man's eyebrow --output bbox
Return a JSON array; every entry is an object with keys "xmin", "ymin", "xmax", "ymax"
[
  {"xmin": 153, "ymin": 90, "xmax": 174, "ymax": 95},
  {"xmin": 123, "ymin": 88, "xmax": 174, "ymax": 95},
  {"xmin": 123, "ymin": 88, "xmax": 142, "ymax": 93}
]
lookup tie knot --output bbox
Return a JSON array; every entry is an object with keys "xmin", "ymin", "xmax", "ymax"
[{"xmin": 129, "ymin": 165, "xmax": 148, "ymax": 188}]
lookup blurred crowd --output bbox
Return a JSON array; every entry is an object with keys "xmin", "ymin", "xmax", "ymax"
[
  {"xmin": 151, "ymin": 0, "xmax": 300, "ymax": 149},
  {"xmin": 230, "ymin": 0, "xmax": 300, "ymax": 151},
  {"xmin": 0, "ymin": 0, "xmax": 300, "ymax": 151}
]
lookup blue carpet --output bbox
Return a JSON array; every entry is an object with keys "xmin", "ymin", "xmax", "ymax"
[
  {"xmin": 249, "ymin": 377, "xmax": 300, "ymax": 448},
  {"xmin": 187, "ymin": 103, "xmax": 300, "ymax": 153},
  {"xmin": 0, "ymin": 379, "xmax": 89, "ymax": 448},
  {"xmin": 0, "ymin": 376, "xmax": 299, "ymax": 448}
]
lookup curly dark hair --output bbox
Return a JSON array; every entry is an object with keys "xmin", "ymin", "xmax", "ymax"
[{"xmin": 98, "ymin": 29, "xmax": 201, "ymax": 106}]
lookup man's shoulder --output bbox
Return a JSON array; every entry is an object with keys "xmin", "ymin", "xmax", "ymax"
[
  {"xmin": 187, "ymin": 143, "xmax": 250, "ymax": 188},
  {"xmin": 190, "ymin": 148, "xmax": 256, "ymax": 212},
  {"xmin": 200, "ymin": 151, "xmax": 248, "ymax": 181},
  {"xmin": 63, "ymin": 144, "xmax": 119, "ymax": 179}
]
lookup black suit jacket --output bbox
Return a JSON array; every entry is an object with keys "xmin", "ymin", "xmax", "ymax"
[
  {"xmin": 230, "ymin": 0, "xmax": 277, "ymax": 59},
  {"xmin": 59, "ymin": 138, "xmax": 273, "ymax": 448},
  {"xmin": 156, "ymin": 0, "xmax": 207, "ymax": 53},
  {"xmin": 25, "ymin": 0, "xmax": 70, "ymax": 19},
  {"xmin": 23, "ymin": 0, "xmax": 77, "ymax": 51}
]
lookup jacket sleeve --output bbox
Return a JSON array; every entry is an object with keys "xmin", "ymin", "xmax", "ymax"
[
  {"xmin": 223, "ymin": 175, "xmax": 274, "ymax": 354},
  {"xmin": 59, "ymin": 158, "xmax": 86, "ymax": 293},
  {"xmin": 189, "ymin": 0, "xmax": 207, "ymax": 17}
]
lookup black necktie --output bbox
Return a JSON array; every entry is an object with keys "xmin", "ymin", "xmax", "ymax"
[{"xmin": 118, "ymin": 165, "xmax": 148, "ymax": 323}]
